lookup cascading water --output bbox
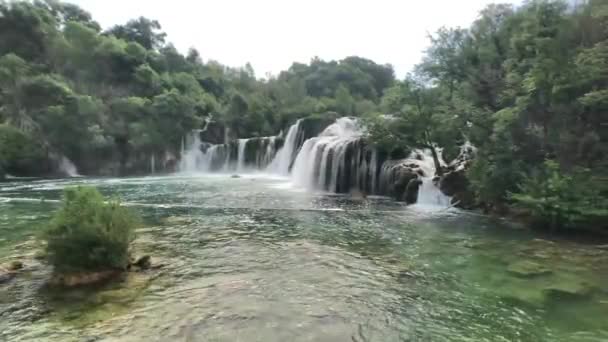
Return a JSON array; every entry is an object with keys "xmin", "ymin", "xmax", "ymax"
[
  {"xmin": 410, "ymin": 149, "xmax": 451, "ymax": 207},
  {"xmin": 176, "ymin": 116, "xmax": 451, "ymax": 207},
  {"xmin": 150, "ymin": 155, "xmax": 156, "ymax": 174},
  {"xmin": 291, "ymin": 117, "xmax": 365, "ymax": 192},
  {"xmin": 236, "ymin": 139, "xmax": 248, "ymax": 172},
  {"xmin": 179, "ymin": 133, "xmax": 280, "ymax": 173},
  {"xmin": 267, "ymin": 120, "xmax": 303, "ymax": 175},
  {"xmin": 179, "ymin": 130, "xmax": 205, "ymax": 173}
]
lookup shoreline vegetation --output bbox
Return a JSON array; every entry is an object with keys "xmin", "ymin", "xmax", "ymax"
[{"xmin": 0, "ymin": 0, "xmax": 606, "ymax": 234}]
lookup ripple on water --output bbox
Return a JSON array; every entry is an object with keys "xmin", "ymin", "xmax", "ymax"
[{"xmin": 0, "ymin": 175, "xmax": 607, "ymax": 342}]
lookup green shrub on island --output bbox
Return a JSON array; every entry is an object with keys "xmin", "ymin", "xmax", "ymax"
[{"xmin": 43, "ymin": 186, "xmax": 139, "ymax": 273}]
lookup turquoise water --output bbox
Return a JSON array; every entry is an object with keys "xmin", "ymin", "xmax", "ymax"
[{"xmin": 1, "ymin": 175, "xmax": 607, "ymax": 341}]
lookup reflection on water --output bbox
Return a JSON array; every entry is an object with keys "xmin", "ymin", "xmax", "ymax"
[{"xmin": 0, "ymin": 175, "xmax": 607, "ymax": 341}]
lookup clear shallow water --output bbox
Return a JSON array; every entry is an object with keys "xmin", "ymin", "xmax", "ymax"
[{"xmin": 0, "ymin": 175, "xmax": 607, "ymax": 341}]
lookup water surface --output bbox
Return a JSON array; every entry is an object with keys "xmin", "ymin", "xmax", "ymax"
[{"xmin": 1, "ymin": 175, "xmax": 607, "ymax": 341}]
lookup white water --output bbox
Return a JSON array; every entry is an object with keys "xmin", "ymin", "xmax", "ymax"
[
  {"xmin": 177, "ymin": 117, "xmax": 451, "ymax": 207},
  {"xmin": 150, "ymin": 155, "xmax": 156, "ymax": 174},
  {"xmin": 408, "ymin": 149, "xmax": 451, "ymax": 207},
  {"xmin": 59, "ymin": 156, "xmax": 80, "ymax": 177},
  {"xmin": 291, "ymin": 117, "xmax": 363, "ymax": 192},
  {"xmin": 178, "ymin": 130, "xmax": 205, "ymax": 172},
  {"xmin": 267, "ymin": 119, "xmax": 302, "ymax": 175},
  {"xmin": 236, "ymin": 139, "xmax": 247, "ymax": 172}
]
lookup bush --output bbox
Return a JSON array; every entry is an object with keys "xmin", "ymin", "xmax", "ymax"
[
  {"xmin": 510, "ymin": 160, "xmax": 608, "ymax": 230},
  {"xmin": 43, "ymin": 186, "xmax": 138, "ymax": 273}
]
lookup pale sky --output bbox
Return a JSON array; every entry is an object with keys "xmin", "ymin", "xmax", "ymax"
[{"xmin": 68, "ymin": 0, "xmax": 522, "ymax": 78}]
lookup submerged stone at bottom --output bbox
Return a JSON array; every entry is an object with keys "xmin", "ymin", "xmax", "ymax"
[
  {"xmin": 507, "ymin": 260, "xmax": 552, "ymax": 277},
  {"xmin": 50, "ymin": 270, "xmax": 122, "ymax": 287}
]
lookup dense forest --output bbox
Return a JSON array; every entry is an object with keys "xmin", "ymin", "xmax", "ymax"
[{"xmin": 0, "ymin": 0, "xmax": 606, "ymax": 230}]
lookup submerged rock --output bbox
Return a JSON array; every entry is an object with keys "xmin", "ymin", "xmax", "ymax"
[
  {"xmin": 50, "ymin": 270, "xmax": 121, "ymax": 287},
  {"xmin": 507, "ymin": 260, "xmax": 552, "ymax": 277},
  {"xmin": 161, "ymin": 216, "xmax": 192, "ymax": 225},
  {"xmin": 231, "ymin": 174, "xmax": 241, "ymax": 178},
  {"xmin": 543, "ymin": 282, "xmax": 594, "ymax": 299},
  {"xmin": 0, "ymin": 260, "xmax": 24, "ymax": 284},
  {"xmin": 0, "ymin": 269, "xmax": 16, "ymax": 284}
]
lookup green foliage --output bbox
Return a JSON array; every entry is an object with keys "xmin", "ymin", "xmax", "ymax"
[
  {"xmin": 0, "ymin": 124, "xmax": 48, "ymax": 176},
  {"xmin": 0, "ymin": 0, "xmax": 396, "ymax": 176},
  {"xmin": 43, "ymin": 186, "xmax": 139, "ymax": 272},
  {"xmin": 363, "ymin": 0, "xmax": 608, "ymax": 231},
  {"xmin": 510, "ymin": 160, "xmax": 608, "ymax": 230}
]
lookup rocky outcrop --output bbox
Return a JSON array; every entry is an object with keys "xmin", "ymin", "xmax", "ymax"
[
  {"xmin": 439, "ymin": 143, "xmax": 476, "ymax": 208},
  {"xmin": 379, "ymin": 159, "xmax": 427, "ymax": 202}
]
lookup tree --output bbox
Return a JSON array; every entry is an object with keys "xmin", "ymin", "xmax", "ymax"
[{"xmin": 105, "ymin": 17, "xmax": 166, "ymax": 50}]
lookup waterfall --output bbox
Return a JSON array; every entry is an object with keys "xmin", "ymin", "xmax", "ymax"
[
  {"xmin": 59, "ymin": 156, "xmax": 80, "ymax": 177},
  {"xmin": 291, "ymin": 117, "xmax": 364, "ymax": 192},
  {"xmin": 410, "ymin": 149, "xmax": 451, "ymax": 207},
  {"xmin": 236, "ymin": 139, "xmax": 248, "ymax": 172},
  {"xmin": 178, "ymin": 130, "xmax": 205, "ymax": 172},
  {"xmin": 150, "ymin": 155, "xmax": 156, "ymax": 174},
  {"xmin": 179, "ymin": 133, "xmax": 279, "ymax": 173},
  {"xmin": 175, "ymin": 116, "xmax": 452, "ymax": 208},
  {"xmin": 267, "ymin": 119, "xmax": 302, "ymax": 175},
  {"xmin": 417, "ymin": 177, "xmax": 451, "ymax": 207}
]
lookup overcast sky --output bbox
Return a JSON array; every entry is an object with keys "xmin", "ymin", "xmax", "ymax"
[{"xmin": 68, "ymin": 0, "xmax": 522, "ymax": 78}]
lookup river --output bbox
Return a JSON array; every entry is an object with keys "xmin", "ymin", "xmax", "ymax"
[{"xmin": 1, "ymin": 174, "xmax": 607, "ymax": 341}]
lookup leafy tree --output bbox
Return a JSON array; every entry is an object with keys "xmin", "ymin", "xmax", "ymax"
[{"xmin": 105, "ymin": 17, "xmax": 166, "ymax": 50}]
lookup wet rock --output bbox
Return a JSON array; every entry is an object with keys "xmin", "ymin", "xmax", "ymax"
[
  {"xmin": 507, "ymin": 260, "xmax": 552, "ymax": 278},
  {"xmin": 50, "ymin": 270, "xmax": 121, "ymax": 287},
  {"xmin": 7, "ymin": 260, "xmax": 23, "ymax": 271},
  {"xmin": 231, "ymin": 174, "xmax": 241, "ymax": 178},
  {"xmin": 133, "ymin": 255, "xmax": 151, "ymax": 270},
  {"xmin": 391, "ymin": 166, "xmax": 419, "ymax": 201},
  {"xmin": 404, "ymin": 178, "xmax": 422, "ymax": 204}
]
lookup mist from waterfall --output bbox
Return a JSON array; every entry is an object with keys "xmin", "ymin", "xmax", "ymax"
[{"xmin": 59, "ymin": 156, "xmax": 81, "ymax": 177}]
